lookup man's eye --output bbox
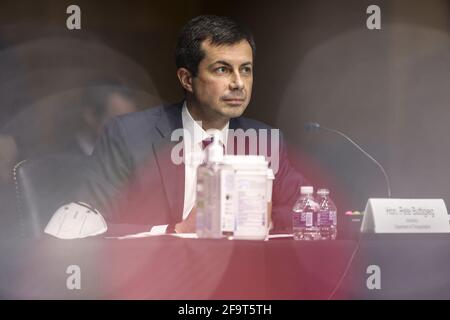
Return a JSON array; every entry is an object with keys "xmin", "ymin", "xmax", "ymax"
[
  {"xmin": 215, "ymin": 67, "xmax": 228, "ymax": 74},
  {"xmin": 241, "ymin": 67, "xmax": 252, "ymax": 74}
]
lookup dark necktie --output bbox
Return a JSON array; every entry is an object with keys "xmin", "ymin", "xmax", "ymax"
[
  {"xmin": 202, "ymin": 137, "xmax": 214, "ymax": 150},
  {"xmin": 202, "ymin": 137, "xmax": 225, "ymax": 154}
]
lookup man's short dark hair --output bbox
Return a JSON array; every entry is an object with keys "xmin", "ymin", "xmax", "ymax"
[{"xmin": 175, "ymin": 15, "xmax": 256, "ymax": 77}]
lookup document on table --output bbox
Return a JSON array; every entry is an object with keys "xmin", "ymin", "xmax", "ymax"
[
  {"xmin": 105, "ymin": 232, "xmax": 198, "ymax": 240},
  {"xmin": 106, "ymin": 232, "xmax": 293, "ymax": 240}
]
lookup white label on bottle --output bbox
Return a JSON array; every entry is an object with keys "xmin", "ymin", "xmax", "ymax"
[
  {"xmin": 306, "ymin": 212, "xmax": 313, "ymax": 227},
  {"xmin": 330, "ymin": 210, "xmax": 337, "ymax": 225},
  {"xmin": 234, "ymin": 171, "xmax": 268, "ymax": 239}
]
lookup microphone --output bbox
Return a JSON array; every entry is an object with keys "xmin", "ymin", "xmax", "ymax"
[{"xmin": 304, "ymin": 122, "xmax": 391, "ymax": 198}]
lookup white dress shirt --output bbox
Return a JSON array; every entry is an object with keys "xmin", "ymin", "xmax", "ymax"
[{"xmin": 150, "ymin": 102, "xmax": 228, "ymax": 234}]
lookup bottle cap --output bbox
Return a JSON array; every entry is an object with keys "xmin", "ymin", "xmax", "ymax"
[
  {"xmin": 300, "ymin": 186, "xmax": 314, "ymax": 194},
  {"xmin": 317, "ymin": 188, "xmax": 330, "ymax": 195}
]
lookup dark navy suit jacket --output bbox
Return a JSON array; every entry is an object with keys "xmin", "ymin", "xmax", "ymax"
[{"xmin": 77, "ymin": 102, "xmax": 307, "ymax": 232}]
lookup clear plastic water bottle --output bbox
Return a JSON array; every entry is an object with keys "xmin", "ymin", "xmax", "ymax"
[
  {"xmin": 292, "ymin": 186, "xmax": 320, "ymax": 240},
  {"xmin": 316, "ymin": 188, "xmax": 337, "ymax": 240}
]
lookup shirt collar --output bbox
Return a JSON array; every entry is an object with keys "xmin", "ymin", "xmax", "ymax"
[{"xmin": 181, "ymin": 101, "xmax": 229, "ymax": 146}]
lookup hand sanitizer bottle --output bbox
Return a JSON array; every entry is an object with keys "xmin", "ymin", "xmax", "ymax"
[{"xmin": 196, "ymin": 131, "xmax": 232, "ymax": 239}]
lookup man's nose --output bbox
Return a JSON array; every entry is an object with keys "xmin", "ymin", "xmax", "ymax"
[{"xmin": 229, "ymin": 71, "xmax": 244, "ymax": 90}]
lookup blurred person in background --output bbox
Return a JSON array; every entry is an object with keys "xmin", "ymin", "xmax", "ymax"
[{"xmin": 62, "ymin": 81, "xmax": 139, "ymax": 156}]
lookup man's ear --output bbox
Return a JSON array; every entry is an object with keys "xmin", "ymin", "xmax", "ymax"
[{"xmin": 177, "ymin": 68, "xmax": 194, "ymax": 93}]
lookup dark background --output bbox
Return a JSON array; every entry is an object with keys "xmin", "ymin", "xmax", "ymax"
[{"xmin": 1, "ymin": 0, "xmax": 450, "ymax": 220}]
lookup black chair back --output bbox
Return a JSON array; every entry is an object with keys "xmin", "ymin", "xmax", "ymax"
[{"xmin": 13, "ymin": 154, "xmax": 88, "ymax": 238}]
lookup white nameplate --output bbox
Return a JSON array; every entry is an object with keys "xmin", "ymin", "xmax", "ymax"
[{"xmin": 361, "ymin": 198, "xmax": 450, "ymax": 233}]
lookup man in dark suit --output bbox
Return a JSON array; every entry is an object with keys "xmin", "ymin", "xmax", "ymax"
[{"xmin": 77, "ymin": 15, "xmax": 307, "ymax": 234}]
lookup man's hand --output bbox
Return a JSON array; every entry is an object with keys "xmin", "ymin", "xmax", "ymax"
[{"xmin": 174, "ymin": 207, "xmax": 197, "ymax": 233}]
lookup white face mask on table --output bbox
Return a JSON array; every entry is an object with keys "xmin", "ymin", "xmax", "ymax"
[{"xmin": 44, "ymin": 202, "xmax": 107, "ymax": 239}]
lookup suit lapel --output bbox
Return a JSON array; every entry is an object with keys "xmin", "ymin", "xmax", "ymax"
[{"xmin": 152, "ymin": 103, "xmax": 185, "ymax": 222}]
